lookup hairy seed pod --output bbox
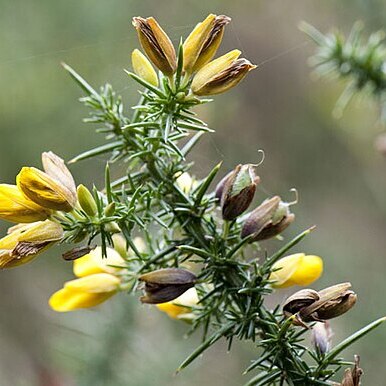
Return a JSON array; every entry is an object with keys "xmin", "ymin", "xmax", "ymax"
[
  {"xmin": 241, "ymin": 196, "xmax": 295, "ymax": 241},
  {"xmin": 218, "ymin": 164, "xmax": 260, "ymax": 221}
]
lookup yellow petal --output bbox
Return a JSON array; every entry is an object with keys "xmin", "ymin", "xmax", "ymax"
[
  {"xmin": 131, "ymin": 49, "xmax": 159, "ymax": 87},
  {"xmin": 288, "ymin": 255, "xmax": 323, "ymax": 287},
  {"xmin": 17, "ymin": 167, "xmax": 76, "ymax": 212},
  {"xmin": 65, "ymin": 273, "xmax": 121, "ymax": 293},
  {"xmin": 156, "ymin": 287, "xmax": 198, "ymax": 319},
  {"xmin": 270, "ymin": 253, "xmax": 323, "ymax": 288},
  {"xmin": 0, "ymin": 184, "xmax": 50, "ymax": 223},
  {"xmin": 183, "ymin": 14, "xmax": 216, "ymax": 74},
  {"xmin": 73, "ymin": 247, "xmax": 125, "ymax": 277},
  {"xmin": 49, "ymin": 286, "xmax": 116, "ymax": 312}
]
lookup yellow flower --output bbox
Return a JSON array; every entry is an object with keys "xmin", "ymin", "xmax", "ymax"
[
  {"xmin": 131, "ymin": 49, "xmax": 159, "ymax": 87},
  {"xmin": 73, "ymin": 246, "xmax": 126, "ymax": 277},
  {"xmin": 17, "ymin": 166, "xmax": 76, "ymax": 212},
  {"xmin": 49, "ymin": 273, "xmax": 121, "ymax": 312},
  {"xmin": 132, "ymin": 16, "xmax": 176, "ymax": 76},
  {"xmin": 183, "ymin": 14, "xmax": 231, "ymax": 74},
  {"xmin": 0, "ymin": 220, "xmax": 63, "ymax": 269},
  {"xmin": 156, "ymin": 287, "xmax": 198, "ymax": 320},
  {"xmin": 0, "ymin": 184, "xmax": 50, "ymax": 223},
  {"xmin": 269, "ymin": 253, "xmax": 323, "ymax": 288},
  {"xmin": 191, "ymin": 50, "xmax": 256, "ymax": 96}
]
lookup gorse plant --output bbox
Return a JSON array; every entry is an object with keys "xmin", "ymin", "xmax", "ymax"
[{"xmin": 0, "ymin": 14, "xmax": 385, "ymax": 386}]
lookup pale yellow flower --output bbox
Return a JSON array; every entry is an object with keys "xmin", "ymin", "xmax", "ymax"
[
  {"xmin": 131, "ymin": 49, "xmax": 159, "ymax": 87},
  {"xmin": 73, "ymin": 246, "xmax": 126, "ymax": 277},
  {"xmin": 49, "ymin": 273, "xmax": 121, "ymax": 312},
  {"xmin": 156, "ymin": 287, "xmax": 198, "ymax": 320},
  {"xmin": 269, "ymin": 253, "xmax": 323, "ymax": 288}
]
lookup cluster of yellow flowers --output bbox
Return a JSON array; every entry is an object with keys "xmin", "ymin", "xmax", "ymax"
[
  {"xmin": 131, "ymin": 14, "xmax": 256, "ymax": 95},
  {"xmin": 0, "ymin": 152, "xmax": 75, "ymax": 268}
]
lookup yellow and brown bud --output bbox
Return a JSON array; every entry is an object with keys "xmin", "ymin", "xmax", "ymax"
[
  {"xmin": 241, "ymin": 196, "xmax": 295, "ymax": 241},
  {"xmin": 0, "ymin": 184, "xmax": 50, "ymax": 223},
  {"xmin": 139, "ymin": 268, "xmax": 196, "ymax": 304},
  {"xmin": 283, "ymin": 283, "xmax": 357, "ymax": 324},
  {"xmin": 17, "ymin": 166, "xmax": 77, "ymax": 212},
  {"xmin": 191, "ymin": 50, "xmax": 256, "ymax": 96},
  {"xmin": 0, "ymin": 220, "xmax": 63, "ymax": 269},
  {"xmin": 131, "ymin": 49, "xmax": 159, "ymax": 87},
  {"xmin": 42, "ymin": 152, "xmax": 76, "ymax": 199},
  {"xmin": 183, "ymin": 14, "xmax": 231, "ymax": 74},
  {"xmin": 217, "ymin": 164, "xmax": 260, "ymax": 221},
  {"xmin": 132, "ymin": 16, "xmax": 176, "ymax": 76},
  {"xmin": 77, "ymin": 184, "xmax": 98, "ymax": 216}
]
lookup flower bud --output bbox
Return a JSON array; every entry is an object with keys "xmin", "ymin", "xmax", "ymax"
[
  {"xmin": 191, "ymin": 50, "xmax": 256, "ymax": 96},
  {"xmin": 312, "ymin": 321, "xmax": 332, "ymax": 355},
  {"xmin": 218, "ymin": 164, "xmax": 260, "ymax": 221},
  {"xmin": 131, "ymin": 49, "xmax": 159, "ymax": 87},
  {"xmin": 132, "ymin": 16, "xmax": 176, "ymax": 76},
  {"xmin": 17, "ymin": 167, "xmax": 76, "ymax": 212},
  {"xmin": 0, "ymin": 184, "xmax": 50, "ymax": 223},
  {"xmin": 183, "ymin": 14, "xmax": 231, "ymax": 74},
  {"xmin": 49, "ymin": 273, "xmax": 121, "ymax": 312},
  {"xmin": 269, "ymin": 253, "xmax": 323, "ymax": 288},
  {"xmin": 139, "ymin": 268, "xmax": 196, "ymax": 304},
  {"xmin": 284, "ymin": 283, "xmax": 357, "ymax": 324},
  {"xmin": 241, "ymin": 196, "xmax": 295, "ymax": 241},
  {"xmin": 77, "ymin": 184, "xmax": 98, "ymax": 216},
  {"xmin": 104, "ymin": 202, "xmax": 116, "ymax": 217}
]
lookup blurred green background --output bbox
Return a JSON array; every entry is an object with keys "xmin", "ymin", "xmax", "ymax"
[{"xmin": 1, "ymin": 0, "xmax": 386, "ymax": 385}]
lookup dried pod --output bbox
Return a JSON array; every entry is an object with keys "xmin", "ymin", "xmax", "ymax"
[
  {"xmin": 285, "ymin": 283, "xmax": 357, "ymax": 324},
  {"xmin": 340, "ymin": 356, "xmax": 363, "ymax": 386},
  {"xmin": 218, "ymin": 164, "xmax": 260, "ymax": 221},
  {"xmin": 241, "ymin": 196, "xmax": 295, "ymax": 241},
  {"xmin": 283, "ymin": 288, "xmax": 320, "ymax": 317},
  {"xmin": 132, "ymin": 16, "xmax": 176, "ymax": 76},
  {"xmin": 139, "ymin": 268, "xmax": 196, "ymax": 304},
  {"xmin": 312, "ymin": 284, "xmax": 357, "ymax": 321}
]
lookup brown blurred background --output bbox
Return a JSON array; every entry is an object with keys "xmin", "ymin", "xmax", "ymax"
[{"xmin": 1, "ymin": 0, "xmax": 386, "ymax": 385}]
